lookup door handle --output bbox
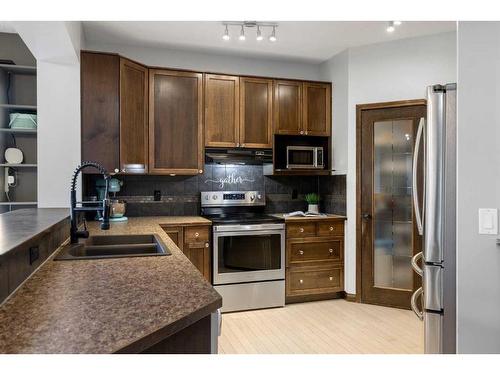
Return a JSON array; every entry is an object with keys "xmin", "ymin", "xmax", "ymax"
[
  {"xmin": 412, "ymin": 118, "xmax": 425, "ymax": 236},
  {"xmin": 410, "ymin": 287, "xmax": 424, "ymax": 321},
  {"xmin": 362, "ymin": 213, "xmax": 372, "ymax": 220},
  {"xmin": 411, "ymin": 251, "xmax": 423, "ymax": 276}
]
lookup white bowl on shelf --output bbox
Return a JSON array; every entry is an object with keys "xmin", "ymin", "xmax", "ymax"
[{"xmin": 4, "ymin": 148, "xmax": 24, "ymax": 164}]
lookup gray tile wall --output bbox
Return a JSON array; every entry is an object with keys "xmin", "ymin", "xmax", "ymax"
[{"xmin": 84, "ymin": 165, "xmax": 346, "ymax": 216}]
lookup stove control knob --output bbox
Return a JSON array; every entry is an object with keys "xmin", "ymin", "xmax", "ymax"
[
  {"xmin": 257, "ymin": 194, "xmax": 262, "ymax": 200},
  {"xmin": 204, "ymin": 195, "xmax": 210, "ymax": 200},
  {"xmin": 212, "ymin": 194, "xmax": 218, "ymax": 200},
  {"xmin": 250, "ymin": 194, "xmax": 256, "ymax": 201}
]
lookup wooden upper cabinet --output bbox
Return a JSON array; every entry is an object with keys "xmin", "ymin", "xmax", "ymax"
[
  {"xmin": 120, "ymin": 58, "xmax": 149, "ymax": 173},
  {"xmin": 239, "ymin": 77, "xmax": 273, "ymax": 148},
  {"xmin": 274, "ymin": 80, "xmax": 303, "ymax": 135},
  {"xmin": 149, "ymin": 69, "xmax": 204, "ymax": 175},
  {"xmin": 81, "ymin": 52, "xmax": 120, "ymax": 173},
  {"xmin": 303, "ymin": 82, "xmax": 331, "ymax": 136},
  {"xmin": 204, "ymin": 74, "xmax": 240, "ymax": 148}
]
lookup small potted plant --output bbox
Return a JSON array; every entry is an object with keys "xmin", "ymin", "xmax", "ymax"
[{"xmin": 305, "ymin": 193, "xmax": 320, "ymax": 214}]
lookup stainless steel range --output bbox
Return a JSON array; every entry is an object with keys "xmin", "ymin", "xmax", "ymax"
[{"xmin": 201, "ymin": 191, "xmax": 285, "ymax": 313}]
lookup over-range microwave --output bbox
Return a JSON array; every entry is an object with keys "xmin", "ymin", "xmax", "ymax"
[{"xmin": 286, "ymin": 146, "xmax": 324, "ymax": 169}]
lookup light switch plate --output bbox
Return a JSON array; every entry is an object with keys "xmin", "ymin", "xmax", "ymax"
[{"xmin": 479, "ymin": 208, "xmax": 498, "ymax": 235}]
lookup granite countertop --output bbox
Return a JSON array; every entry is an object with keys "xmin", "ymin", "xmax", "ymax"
[
  {"xmin": 272, "ymin": 213, "xmax": 347, "ymax": 221},
  {"xmin": 0, "ymin": 208, "xmax": 69, "ymax": 256},
  {"xmin": 0, "ymin": 216, "xmax": 221, "ymax": 354}
]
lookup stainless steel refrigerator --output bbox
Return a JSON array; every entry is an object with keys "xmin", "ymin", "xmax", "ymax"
[{"xmin": 411, "ymin": 83, "xmax": 456, "ymax": 354}]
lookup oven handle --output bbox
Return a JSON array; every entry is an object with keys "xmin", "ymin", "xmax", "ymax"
[{"xmin": 214, "ymin": 224, "xmax": 285, "ymax": 232}]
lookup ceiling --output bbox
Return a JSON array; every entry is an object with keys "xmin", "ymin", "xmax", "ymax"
[{"xmin": 82, "ymin": 21, "xmax": 456, "ymax": 63}]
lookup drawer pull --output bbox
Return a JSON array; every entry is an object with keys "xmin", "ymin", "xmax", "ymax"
[
  {"xmin": 205, "ymin": 242, "xmax": 209, "ymax": 248},
  {"xmin": 329, "ymin": 276, "xmax": 333, "ymax": 281},
  {"xmin": 299, "ymin": 227, "xmax": 304, "ymax": 233},
  {"xmin": 329, "ymin": 248, "xmax": 333, "ymax": 254},
  {"xmin": 299, "ymin": 250, "xmax": 304, "ymax": 255},
  {"xmin": 195, "ymin": 232, "xmax": 199, "ymax": 237},
  {"xmin": 329, "ymin": 226, "xmax": 334, "ymax": 231},
  {"xmin": 299, "ymin": 279, "xmax": 304, "ymax": 284}
]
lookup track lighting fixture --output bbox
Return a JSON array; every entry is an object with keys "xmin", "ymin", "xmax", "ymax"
[
  {"xmin": 222, "ymin": 24, "xmax": 230, "ymax": 41},
  {"xmin": 239, "ymin": 25, "xmax": 246, "ymax": 41},
  {"xmin": 269, "ymin": 26, "xmax": 277, "ymax": 42},
  {"xmin": 221, "ymin": 22, "xmax": 278, "ymax": 43},
  {"xmin": 256, "ymin": 26, "xmax": 263, "ymax": 41}
]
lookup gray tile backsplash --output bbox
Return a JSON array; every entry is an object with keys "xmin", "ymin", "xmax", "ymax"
[{"xmin": 84, "ymin": 165, "xmax": 346, "ymax": 216}]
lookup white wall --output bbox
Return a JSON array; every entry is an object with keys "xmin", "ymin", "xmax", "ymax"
[
  {"xmin": 85, "ymin": 41, "xmax": 321, "ymax": 81},
  {"xmin": 319, "ymin": 49, "xmax": 349, "ymax": 175},
  {"xmin": 456, "ymin": 22, "xmax": 500, "ymax": 353},
  {"xmin": 320, "ymin": 31, "xmax": 457, "ymax": 294}
]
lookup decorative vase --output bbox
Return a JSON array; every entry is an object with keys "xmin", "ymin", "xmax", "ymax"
[{"xmin": 308, "ymin": 204, "xmax": 319, "ymax": 214}]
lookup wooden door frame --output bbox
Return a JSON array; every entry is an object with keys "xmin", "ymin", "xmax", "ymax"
[{"xmin": 355, "ymin": 99, "xmax": 426, "ymax": 303}]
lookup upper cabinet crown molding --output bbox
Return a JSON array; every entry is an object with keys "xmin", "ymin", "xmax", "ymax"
[
  {"xmin": 148, "ymin": 69, "xmax": 204, "ymax": 175},
  {"xmin": 239, "ymin": 77, "xmax": 273, "ymax": 149},
  {"xmin": 204, "ymin": 74, "xmax": 240, "ymax": 148}
]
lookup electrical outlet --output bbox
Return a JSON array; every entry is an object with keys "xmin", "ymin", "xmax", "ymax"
[{"xmin": 7, "ymin": 175, "xmax": 15, "ymax": 185}]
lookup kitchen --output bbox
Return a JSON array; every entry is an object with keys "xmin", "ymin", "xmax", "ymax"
[{"xmin": 0, "ymin": 2, "xmax": 500, "ymax": 371}]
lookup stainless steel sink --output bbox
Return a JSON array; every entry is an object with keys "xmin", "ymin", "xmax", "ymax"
[{"xmin": 55, "ymin": 234, "xmax": 171, "ymax": 260}]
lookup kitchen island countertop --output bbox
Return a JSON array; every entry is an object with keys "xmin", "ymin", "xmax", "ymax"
[{"xmin": 0, "ymin": 216, "xmax": 220, "ymax": 353}]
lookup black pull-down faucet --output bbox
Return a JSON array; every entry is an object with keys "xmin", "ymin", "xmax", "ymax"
[{"xmin": 70, "ymin": 161, "xmax": 111, "ymax": 244}]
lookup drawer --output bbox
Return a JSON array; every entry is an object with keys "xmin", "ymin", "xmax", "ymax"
[
  {"xmin": 288, "ymin": 266, "xmax": 343, "ymax": 295},
  {"xmin": 184, "ymin": 226, "xmax": 210, "ymax": 244},
  {"xmin": 287, "ymin": 222, "xmax": 316, "ymax": 238},
  {"xmin": 289, "ymin": 238, "xmax": 342, "ymax": 264},
  {"xmin": 317, "ymin": 221, "xmax": 344, "ymax": 236}
]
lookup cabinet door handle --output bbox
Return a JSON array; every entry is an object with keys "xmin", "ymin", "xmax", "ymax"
[
  {"xmin": 300, "ymin": 130, "xmax": 304, "ymax": 135},
  {"xmin": 299, "ymin": 250, "xmax": 304, "ymax": 255},
  {"xmin": 195, "ymin": 232, "xmax": 199, "ymax": 237},
  {"xmin": 299, "ymin": 279, "xmax": 304, "ymax": 284},
  {"xmin": 236, "ymin": 143, "xmax": 240, "ymax": 147},
  {"xmin": 329, "ymin": 226, "xmax": 334, "ymax": 231},
  {"xmin": 329, "ymin": 276, "xmax": 333, "ymax": 281},
  {"xmin": 305, "ymin": 131, "xmax": 308, "ymax": 135},
  {"xmin": 299, "ymin": 227, "xmax": 304, "ymax": 233},
  {"xmin": 199, "ymin": 169, "xmax": 203, "ymax": 174},
  {"xmin": 205, "ymin": 242, "xmax": 209, "ymax": 248},
  {"xmin": 329, "ymin": 248, "xmax": 333, "ymax": 254},
  {"xmin": 241, "ymin": 143, "xmax": 245, "ymax": 147}
]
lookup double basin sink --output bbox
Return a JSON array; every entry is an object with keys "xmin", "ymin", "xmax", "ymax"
[{"xmin": 55, "ymin": 234, "xmax": 171, "ymax": 260}]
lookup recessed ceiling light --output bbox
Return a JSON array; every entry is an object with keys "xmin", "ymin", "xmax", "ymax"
[
  {"xmin": 239, "ymin": 25, "xmax": 246, "ymax": 41},
  {"xmin": 222, "ymin": 24, "xmax": 230, "ymax": 41},
  {"xmin": 386, "ymin": 21, "xmax": 395, "ymax": 33},
  {"xmin": 269, "ymin": 26, "xmax": 277, "ymax": 42},
  {"xmin": 256, "ymin": 26, "xmax": 263, "ymax": 41}
]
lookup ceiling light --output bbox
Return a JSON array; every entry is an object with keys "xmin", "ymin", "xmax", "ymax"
[
  {"xmin": 394, "ymin": 21, "xmax": 402, "ymax": 26},
  {"xmin": 239, "ymin": 25, "xmax": 246, "ymax": 41},
  {"xmin": 222, "ymin": 25, "xmax": 230, "ymax": 41},
  {"xmin": 386, "ymin": 21, "xmax": 395, "ymax": 33},
  {"xmin": 269, "ymin": 26, "xmax": 277, "ymax": 42},
  {"xmin": 256, "ymin": 26, "xmax": 263, "ymax": 41}
]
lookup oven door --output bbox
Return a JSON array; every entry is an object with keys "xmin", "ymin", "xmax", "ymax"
[{"xmin": 213, "ymin": 224, "xmax": 285, "ymax": 285}]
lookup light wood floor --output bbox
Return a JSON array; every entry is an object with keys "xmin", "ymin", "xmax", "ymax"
[{"xmin": 218, "ymin": 299, "xmax": 423, "ymax": 354}]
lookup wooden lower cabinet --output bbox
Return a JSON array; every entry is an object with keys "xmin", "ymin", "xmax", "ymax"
[
  {"xmin": 285, "ymin": 218, "xmax": 345, "ymax": 303},
  {"xmin": 162, "ymin": 224, "xmax": 212, "ymax": 282}
]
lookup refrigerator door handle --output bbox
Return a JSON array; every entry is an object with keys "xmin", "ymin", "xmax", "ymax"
[
  {"xmin": 411, "ymin": 287, "xmax": 424, "ymax": 321},
  {"xmin": 411, "ymin": 251, "xmax": 423, "ymax": 276},
  {"xmin": 412, "ymin": 117, "xmax": 425, "ymax": 236}
]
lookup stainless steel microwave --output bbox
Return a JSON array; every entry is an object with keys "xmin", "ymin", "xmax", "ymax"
[{"xmin": 286, "ymin": 146, "xmax": 324, "ymax": 169}]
